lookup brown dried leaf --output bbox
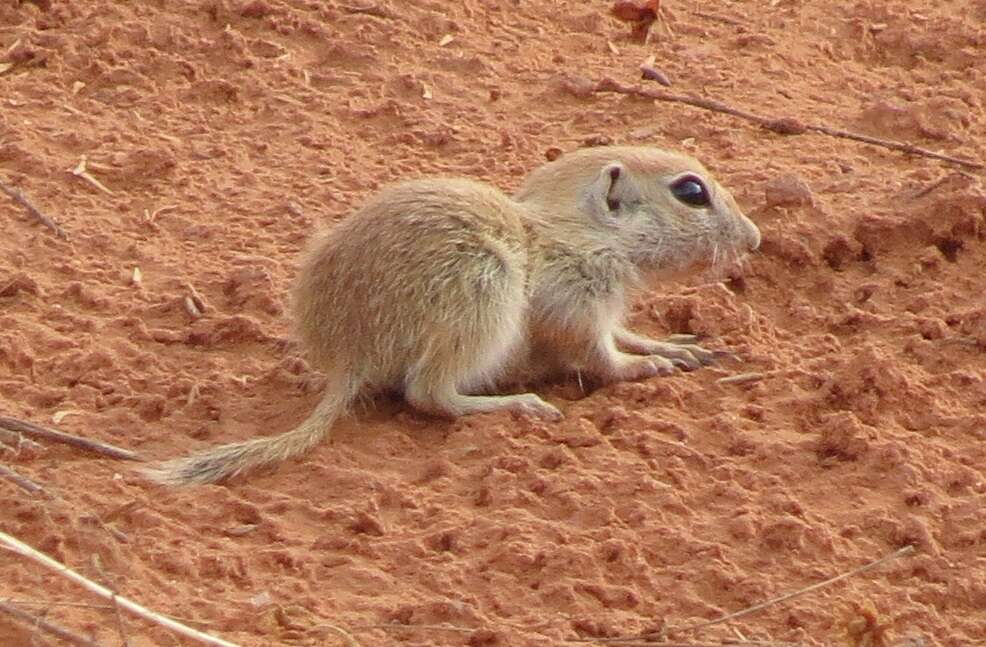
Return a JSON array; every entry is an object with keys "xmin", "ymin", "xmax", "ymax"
[
  {"xmin": 611, "ymin": 0, "xmax": 660, "ymax": 23},
  {"xmin": 843, "ymin": 600, "xmax": 891, "ymax": 647}
]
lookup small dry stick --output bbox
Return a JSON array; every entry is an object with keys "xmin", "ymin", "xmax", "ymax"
[
  {"xmin": 3, "ymin": 598, "xmax": 214, "ymax": 626},
  {"xmin": 0, "ymin": 462, "xmax": 44, "ymax": 495},
  {"xmin": 339, "ymin": 3, "xmax": 395, "ymax": 18},
  {"xmin": 91, "ymin": 554, "xmax": 132, "ymax": 647},
  {"xmin": 0, "ymin": 415, "xmax": 141, "ymax": 461},
  {"xmin": 691, "ymin": 11, "xmax": 742, "ymax": 26},
  {"xmin": 0, "ymin": 530, "xmax": 241, "ymax": 647},
  {"xmin": 1, "ymin": 598, "xmax": 114, "ymax": 611},
  {"xmin": 909, "ymin": 172, "xmax": 972, "ymax": 200},
  {"xmin": 592, "ymin": 78, "xmax": 985, "ymax": 171},
  {"xmin": 595, "ymin": 545, "xmax": 916, "ymax": 644},
  {"xmin": 0, "ymin": 177, "xmax": 68, "ymax": 239},
  {"xmin": 354, "ymin": 622, "xmax": 474, "ymax": 634},
  {"xmin": 71, "ymin": 156, "xmax": 114, "ymax": 195},
  {"xmin": 0, "ymin": 426, "xmax": 45, "ymax": 453},
  {"xmin": 0, "ymin": 599, "xmax": 104, "ymax": 647},
  {"xmin": 716, "ymin": 372, "xmax": 765, "ymax": 386},
  {"xmin": 111, "ymin": 585, "xmax": 132, "ymax": 645},
  {"xmin": 314, "ymin": 623, "xmax": 363, "ymax": 646}
]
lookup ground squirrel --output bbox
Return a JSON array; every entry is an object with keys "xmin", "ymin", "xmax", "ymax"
[{"xmin": 145, "ymin": 146, "xmax": 760, "ymax": 485}]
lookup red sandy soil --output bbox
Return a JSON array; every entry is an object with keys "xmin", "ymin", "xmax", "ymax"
[{"xmin": 2, "ymin": 1, "xmax": 985, "ymax": 646}]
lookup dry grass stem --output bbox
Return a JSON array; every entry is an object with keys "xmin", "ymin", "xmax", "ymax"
[
  {"xmin": 0, "ymin": 599, "xmax": 104, "ymax": 647},
  {"xmin": 592, "ymin": 545, "xmax": 916, "ymax": 644},
  {"xmin": 0, "ymin": 415, "xmax": 141, "ymax": 461},
  {"xmin": 592, "ymin": 78, "xmax": 984, "ymax": 171},
  {"xmin": 716, "ymin": 372, "xmax": 765, "ymax": 386},
  {"xmin": 0, "ymin": 177, "xmax": 68, "ymax": 238},
  {"xmin": 0, "ymin": 462, "xmax": 44, "ymax": 494},
  {"xmin": 0, "ymin": 530, "xmax": 241, "ymax": 647},
  {"xmin": 71, "ymin": 156, "xmax": 114, "ymax": 194}
]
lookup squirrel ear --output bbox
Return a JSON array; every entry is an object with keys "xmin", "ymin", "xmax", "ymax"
[
  {"xmin": 604, "ymin": 164, "xmax": 622, "ymax": 211},
  {"xmin": 583, "ymin": 162, "xmax": 627, "ymax": 219}
]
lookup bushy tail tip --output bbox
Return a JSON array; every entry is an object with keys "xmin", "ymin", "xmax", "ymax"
[{"xmin": 140, "ymin": 385, "xmax": 353, "ymax": 486}]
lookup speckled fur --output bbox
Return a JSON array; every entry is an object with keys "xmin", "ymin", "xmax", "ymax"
[{"xmin": 145, "ymin": 147, "xmax": 760, "ymax": 486}]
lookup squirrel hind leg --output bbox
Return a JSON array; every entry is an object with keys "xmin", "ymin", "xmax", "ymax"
[
  {"xmin": 405, "ymin": 378, "xmax": 561, "ymax": 422},
  {"xmin": 401, "ymin": 294, "xmax": 561, "ymax": 422}
]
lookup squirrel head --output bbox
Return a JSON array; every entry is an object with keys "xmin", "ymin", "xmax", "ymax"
[{"xmin": 516, "ymin": 146, "xmax": 760, "ymax": 276}]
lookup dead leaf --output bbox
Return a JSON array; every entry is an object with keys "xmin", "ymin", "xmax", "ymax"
[
  {"xmin": 611, "ymin": 0, "xmax": 661, "ymax": 41},
  {"xmin": 844, "ymin": 600, "xmax": 892, "ymax": 647},
  {"xmin": 52, "ymin": 410, "xmax": 82, "ymax": 424},
  {"xmin": 611, "ymin": 0, "xmax": 660, "ymax": 23}
]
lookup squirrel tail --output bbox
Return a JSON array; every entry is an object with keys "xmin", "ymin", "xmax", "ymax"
[{"xmin": 143, "ymin": 377, "xmax": 358, "ymax": 486}]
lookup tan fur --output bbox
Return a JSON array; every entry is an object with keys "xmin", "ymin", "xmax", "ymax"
[{"xmin": 144, "ymin": 147, "xmax": 760, "ymax": 486}]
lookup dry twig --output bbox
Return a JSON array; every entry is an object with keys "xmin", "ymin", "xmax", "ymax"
[
  {"xmin": 90, "ymin": 554, "xmax": 132, "ymax": 647},
  {"xmin": 592, "ymin": 545, "xmax": 916, "ymax": 644},
  {"xmin": 0, "ymin": 415, "xmax": 141, "ymax": 461},
  {"xmin": 0, "ymin": 530, "xmax": 240, "ymax": 647},
  {"xmin": 691, "ymin": 11, "xmax": 742, "ymax": 26},
  {"xmin": 591, "ymin": 78, "xmax": 985, "ymax": 171},
  {"xmin": 1, "ymin": 598, "xmax": 114, "ymax": 611},
  {"xmin": 0, "ymin": 599, "xmax": 104, "ymax": 647},
  {"xmin": 70, "ymin": 156, "xmax": 114, "ymax": 195},
  {"xmin": 314, "ymin": 623, "xmax": 363, "ymax": 646},
  {"xmin": 339, "ymin": 3, "xmax": 395, "ymax": 18},
  {"xmin": 3, "ymin": 598, "xmax": 214, "ymax": 626},
  {"xmin": 0, "ymin": 426, "xmax": 44, "ymax": 453},
  {"xmin": 908, "ymin": 172, "xmax": 972, "ymax": 200},
  {"xmin": 0, "ymin": 462, "xmax": 44, "ymax": 494},
  {"xmin": 716, "ymin": 372, "xmax": 765, "ymax": 386},
  {"xmin": 0, "ymin": 177, "xmax": 68, "ymax": 239},
  {"xmin": 354, "ymin": 622, "xmax": 474, "ymax": 633}
]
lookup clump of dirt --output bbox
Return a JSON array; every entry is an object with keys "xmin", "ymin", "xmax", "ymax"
[{"xmin": 2, "ymin": 1, "xmax": 985, "ymax": 646}]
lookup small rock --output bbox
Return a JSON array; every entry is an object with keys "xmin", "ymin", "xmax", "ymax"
[
  {"xmin": 765, "ymin": 174, "xmax": 814, "ymax": 208},
  {"xmin": 553, "ymin": 418, "xmax": 603, "ymax": 448},
  {"xmin": 816, "ymin": 412, "xmax": 869, "ymax": 462},
  {"xmin": 821, "ymin": 235, "xmax": 860, "ymax": 270},
  {"xmin": 250, "ymin": 590, "xmax": 273, "ymax": 608},
  {"xmin": 239, "ymin": 1, "xmax": 273, "ymax": 18},
  {"xmin": 581, "ymin": 133, "xmax": 612, "ymax": 147},
  {"xmin": 348, "ymin": 511, "xmax": 385, "ymax": 536},
  {"xmin": 558, "ymin": 74, "xmax": 596, "ymax": 99},
  {"xmin": 467, "ymin": 629, "xmax": 499, "ymax": 646},
  {"xmin": 0, "ymin": 274, "xmax": 41, "ymax": 298}
]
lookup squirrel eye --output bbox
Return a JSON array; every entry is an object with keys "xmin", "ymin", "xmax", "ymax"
[{"xmin": 670, "ymin": 175, "xmax": 710, "ymax": 207}]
